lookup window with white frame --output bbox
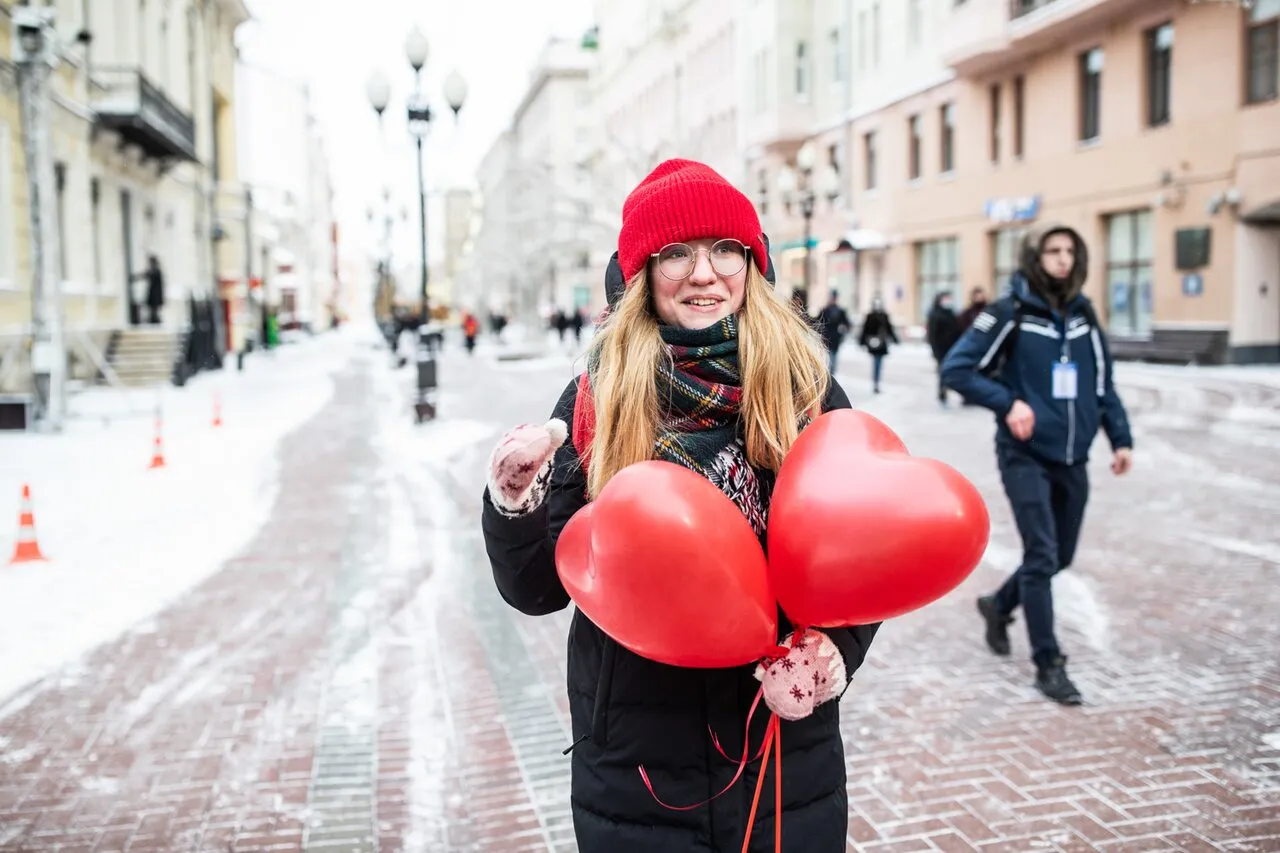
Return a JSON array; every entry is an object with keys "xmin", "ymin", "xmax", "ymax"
[
  {"xmin": 858, "ymin": 11, "xmax": 867, "ymax": 72},
  {"xmin": 872, "ymin": 3, "xmax": 881, "ymax": 68},
  {"xmin": 1106, "ymin": 210, "xmax": 1154, "ymax": 337},
  {"xmin": 908, "ymin": 0, "xmax": 923, "ymax": 51},
  {"xmin": 915, "ymin": 238, "xmax": 961, "ymax": 322},
  {"xmin": 830, "ymin": 28, "xmax": 843, "ymax": 83},
  {"xmin": 1246, "ymin": 0, "xmax": 1278, "ymax": 103}
]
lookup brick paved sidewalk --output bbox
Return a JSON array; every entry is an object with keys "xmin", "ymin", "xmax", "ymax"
[{"xmin": 2, "ymin": 344, "xmax": 1277, "ymax": 853}]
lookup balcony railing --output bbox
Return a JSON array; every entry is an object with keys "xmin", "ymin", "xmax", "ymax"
[
  {"xmin": 90, "ymin": 67, "xmax": 197, "ymax": 162},
  {"xmin": 1010, "ymin": 0, "xmax": 1059, "ymax": 18}
]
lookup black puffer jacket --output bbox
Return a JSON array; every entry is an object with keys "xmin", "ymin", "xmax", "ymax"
[{"xmin": 481, "ymin": 378, "xmax": 880, "ymax": 853}]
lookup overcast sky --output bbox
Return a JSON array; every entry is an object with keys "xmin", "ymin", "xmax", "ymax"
[{"xmin": 239, "ymin": 0, "xmax": 594, "ymax": 271}]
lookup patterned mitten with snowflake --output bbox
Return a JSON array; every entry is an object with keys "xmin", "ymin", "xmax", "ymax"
[
  {"xmin": 487, "ymin": 419, "xmax": 568, "ymax": 517},
  {"xmin": 753, "ymin": 628, "xmax": 847, "ymax": 721}
]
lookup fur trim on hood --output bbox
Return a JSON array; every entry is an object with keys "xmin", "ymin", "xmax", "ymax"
[{"xmin": 1019, "ymin": 222, "xmax": 1088, "ymax": 309}]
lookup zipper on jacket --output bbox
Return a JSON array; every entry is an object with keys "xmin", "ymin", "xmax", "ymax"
[{"xmin": 1059, "ymin": 315, "xmax": 1075, "ymax": 466}]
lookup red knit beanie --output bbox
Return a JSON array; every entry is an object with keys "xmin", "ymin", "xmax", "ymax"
[{"xmin": 617, "ymin": 159, "xmax": 767, "ymax": 283}]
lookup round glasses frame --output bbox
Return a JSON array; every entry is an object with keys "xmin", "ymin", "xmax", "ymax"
[{"xmin": 650, "ymin": 239, "xmax": 749, "ymax": 281}]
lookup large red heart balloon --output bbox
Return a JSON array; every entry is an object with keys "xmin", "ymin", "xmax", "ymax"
[
  {"xmin": 767, "ymin": 409, "xmax": 990, "ymax": 628},
  {"xmin": 556, "ymin": 460, "xmax": 778, "ymax": 668}
]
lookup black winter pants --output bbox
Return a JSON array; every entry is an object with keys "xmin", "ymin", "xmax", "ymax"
[{"xmin": 993, "ymin": 444, "xmax": 1090, "ymax": 669}]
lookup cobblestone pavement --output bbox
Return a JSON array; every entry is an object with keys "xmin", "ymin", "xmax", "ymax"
[{"xmin": 1, "ymin": 336, "xmax": 1277, "ymax": 853}]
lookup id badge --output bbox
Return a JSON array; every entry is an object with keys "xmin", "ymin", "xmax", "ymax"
[{"xmin": 1052, "ymin": 361, "xmax": 1078, "ymax": 400}]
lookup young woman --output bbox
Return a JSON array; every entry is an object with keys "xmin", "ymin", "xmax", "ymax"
[{"xmin": 481, "ymin": 159, "xmax": 879, "ymax": 853}]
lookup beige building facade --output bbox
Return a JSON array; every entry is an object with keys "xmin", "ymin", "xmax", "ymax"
[
  {"xmin": 766, "ymin": 0, "xmax": 1279, "ymax": 363},
  {"xmin": 0, "ymin": 0, "xmax": 250, "ymax": 396}
]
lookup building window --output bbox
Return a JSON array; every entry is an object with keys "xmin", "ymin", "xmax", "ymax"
[
  {"xmin": 1105, "ymin": 210, "xmax": 1154, "ymax": 337},
  {"xmin": 991, "ymin": 227, "xmax": 1027, "ymax": 292},
  {"xmin": 1146, "ymin": 23, "xmax": 1173, "ymax": 126},
  {"xmin": 940, "ymin": 102, "xmax": 955, "ymax": 173},
  {"xmin": 864, "ymin": 131, "xmax": 878, "ymax": 190},
  {"xmin": 871, "ymin": 3, "xmax": 881, "ymax": 68},
  {"xmin": 54, "ymin": 162, "xmax": 68, "ymax": 282},
  {"xmin": 91, "ymin": 178, "xmax": 103, "ymax": 289},
  {"xmin": 915, "ymin": 237, "xmax": 961, "ymax": 322},
  {"xmin": 989, "ymin": 83, "xmax": 1001, "ymax": 164},
  {"xmin": 908, "ymin": 0, "xmax": 924, "ymax": 50},
  {"xmin": 1247, "ymin": 2, "xmax": 1279, "ymax": 104},
  {"xmin": 858, "ymin": 12, "xmax": 867, "ymax": 72},
  {"xmin": 1079, "ymin": 47, "xmax": 1103, "ymax": 142},
  {"xmin": 829, "ymin": 28, "xmax": 842, "ymax": 82},
  {"xmin": 908, "ymin": 114, "xmax": 921, "ymax": 181},
  {"xmin": 796, "ymin": 41, "xmax": 810, "ymax": 101},
  {"xmin": 1013, "ymin": 74, "xmax": 1025, "ymax": 157},
  {"xmin": 827, "ymin": 143, "xmax": 842, "ymax": 207},
  {"xmin": 757, "ymin": 167, "xmax": 769, "ymax": 215}
]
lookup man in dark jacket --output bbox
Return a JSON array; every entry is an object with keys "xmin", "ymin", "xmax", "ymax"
[
  {"xmin": 941, "ymin": 223, "xmax": 1133, "ymax": 706},
  {"xmin": 817, "ymin": 290, "xmax": 851, "ymax": 375},
  {"xmin": 925, "ymin": 292, "xmax": 961, "ymax": 405}
]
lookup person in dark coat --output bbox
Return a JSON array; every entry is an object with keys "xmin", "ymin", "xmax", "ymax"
[
  {"xmin": 957, "ymin": 286, "xmax": 988, "ymax": 333},
  {"xmin": 857, "ymin": 295, "xmax": 898, "ymax": 394},
  {"xmin": 942, "ymin": 223, "xmax": 1134, "ymax": 705},
  {"xmin": 481, "ymin": 159, "xmax": 879, "ymax": 853},
  {"xmin": 138, "ymin": 255, "xmax": 164, "ymax": 324},
  {"xmin": 925, "ymin": 291, "xmax": 961, "ymax": 405},
  {"xmin": 817, "ymin": 290, "xmax": 851, "ymax": 376}
]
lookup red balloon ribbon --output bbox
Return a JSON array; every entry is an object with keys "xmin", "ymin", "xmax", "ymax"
[
  {"xmin": 639, "ymin": 688, "xmax": 768, "ymax": 811},
  {"xmin": 640, "ymin": 687, "xmax": 787, "ymax": 853},
  {"xmin": 739, "ymin": 714, "xmax": 783, "ymax": 853}
]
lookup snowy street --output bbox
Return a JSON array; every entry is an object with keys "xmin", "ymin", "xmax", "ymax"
[{"xmin": 1, "ymin": 328, "xmax": 1278, "ymax": 853}]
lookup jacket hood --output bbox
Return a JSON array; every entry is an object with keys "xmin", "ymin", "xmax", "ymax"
[{"xmin": 1018, "ymin": 222, "xmax": 1088, "ymax": 309}]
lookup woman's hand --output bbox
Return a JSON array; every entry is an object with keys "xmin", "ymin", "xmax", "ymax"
[
  {"xmin": 753, "ymin": 628, "xmax": 846, "ymax": 721},
  {"xmin": 487, "ymin": 419, "xmax": 568, "ymax": 517}
]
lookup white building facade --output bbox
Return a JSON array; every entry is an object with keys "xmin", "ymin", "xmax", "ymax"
[{"xmin": 235, "ymin": 63, "xmax": 338, "ymax": 333}]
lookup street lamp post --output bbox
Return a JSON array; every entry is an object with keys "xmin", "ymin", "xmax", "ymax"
[
  {"xmin": 369, "ymin": 29, "xmax": 467, "ymax": 423},
  {"xmin": 778, "ymin": 141, "xmax": 841, "ymax": 307},
  {"xmin": 13, "ymin": 6, "xmax": 66, "ymax": 431}
]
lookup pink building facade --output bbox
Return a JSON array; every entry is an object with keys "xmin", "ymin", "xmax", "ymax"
[{"xmin": 764, "ymin": 0, "xmax": 1280, "ymax": 363}]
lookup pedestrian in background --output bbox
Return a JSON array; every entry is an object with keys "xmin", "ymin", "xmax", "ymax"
[
  {"xmin": 957, "ymin": 286, "xmax": 989, "ymax": 333},
  {"xmin": 926, "ymin": 291, "xmax": 961, "ymax": 406},
  {"xmin": 481, "ymin": 158, "xmax": 878, "ymax": 853},
  {"xmin": 857, "ymin": 295, "xmax": 898, "ymax": 394},
  {"xmin": 942, "ymin": 223, "xmax": 1133, "ymax": 706},
  {"xmin": 817, "ymin": 290, "xmax": 851, "ymax": 376}
]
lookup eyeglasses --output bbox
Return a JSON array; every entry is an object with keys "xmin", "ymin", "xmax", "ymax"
[{"xmin": 650, "ymin": 239, "xmax": 748, "ymax": 281}]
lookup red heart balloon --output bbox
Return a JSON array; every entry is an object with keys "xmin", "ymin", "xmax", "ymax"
[
  {"xmin": 556, "ymin": 460, "xmax": 778, "ymax": 668},
  {"xmin": 767, "ymin": 410, "xmax": 990, "ymax": 628}
]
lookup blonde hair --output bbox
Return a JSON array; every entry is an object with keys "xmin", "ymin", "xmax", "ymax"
[{"xmin": 585, "ymin": 263, "xmax": 830, "ymax": 500}]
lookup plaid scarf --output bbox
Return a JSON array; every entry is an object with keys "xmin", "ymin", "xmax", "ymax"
[{"xmin": 654, "ymin": 316, "xmax": 743, "ymax": 477}]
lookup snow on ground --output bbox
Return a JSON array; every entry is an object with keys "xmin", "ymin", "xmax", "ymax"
[{"xmin": 0, "ymin": 327, "xmax": 364, "ymax": 702}]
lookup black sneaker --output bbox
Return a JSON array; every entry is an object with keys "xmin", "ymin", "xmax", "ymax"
[
  {"xmin": 977, "ymin": 595, "xmax": 1013, "ymax": 656},
  {"xmin": 1036, "ymin": 657, "xmax": 1084, "ymax": 706}
]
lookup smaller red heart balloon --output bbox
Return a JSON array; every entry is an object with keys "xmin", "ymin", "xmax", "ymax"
[
  {"xmin": 767, "ymin": 410, "xmax": 990, "ymax": 628},
  {"xmin": 556, "ymin": 460, "xmax": 778, "ymax": 668}
]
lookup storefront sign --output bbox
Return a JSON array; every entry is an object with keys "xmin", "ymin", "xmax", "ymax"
[
  {"xmin": 984, "ymin": 195, "xmax": 1041, "ymax": 224},
  {"xmin": 1182, "ymin": 273, "xmax": 1204, "ymax": 297}
]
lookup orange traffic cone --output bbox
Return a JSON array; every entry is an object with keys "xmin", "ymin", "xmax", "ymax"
[
  {"xmin": 212, "ymin": 392, "xmax": 223, "ymax": 428},
  {"xmin": 9, "ymin": 484, "xmax": 47, "ymax": 564},
  {"xmin": 148, "ymin": 416, "xmax": 167, "ymax": 469}
]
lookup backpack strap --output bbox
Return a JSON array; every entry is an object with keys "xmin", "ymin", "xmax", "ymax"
[{"xmin": 571, "ymin": 372, "xmax": 595, "ymax": 475}]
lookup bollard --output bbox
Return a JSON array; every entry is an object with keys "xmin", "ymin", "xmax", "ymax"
[{"xmin": 413, "ymin": 325, "xmax": 438, "ymax": 423}]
